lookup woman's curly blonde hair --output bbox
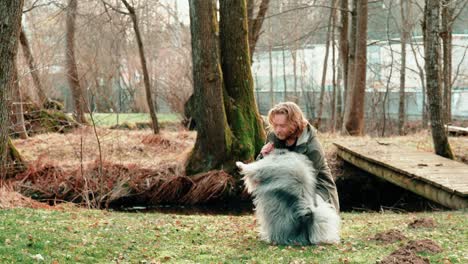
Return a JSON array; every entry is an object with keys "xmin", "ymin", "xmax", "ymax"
[{"xmin": 267, "ymin": 102, "xmax": 309, "ymax": 138}]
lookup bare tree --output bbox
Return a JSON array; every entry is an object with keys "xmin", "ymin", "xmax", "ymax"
[
  {"xmin": 316, "ymin": 0, "xmax": 337, "ymax": 129},
  {"xmin": 409, "ymin": 34, "xmax": 428, "ymax": 129},
  {"xmin": 12, "ymin": 63, "xmax": 28, "ymax": 139},
  {"xmin": 398, "ymin": 0, "xmax": 411, "ymax": 135},
  {"xmin": 66, "ymin": 0, "xmax": 88, "ymax": 124},
  {"xmin": 120, "ymin": 0, "xmax": 160, "ymax": 134},
  {"xmin": 0, "ymin": 0, "xmax": 24, "ymax": 180},
  {"xmin": 282, "ymin": 42, "xmax": 288, "ymax": 101},
  {"xmin": 330, "ymin": 1, "xmax": 338, "ymax": 133},
  {"xmin": 268, "ymin": 19, "xmax": 274, "ymax": 108},
  {"xmin": 343, "ymin": 0, "xmax": 367, "ymax": 135},
  {"xmin": 336, "ymin": 0, "xmax": 349, "ymax": 131},
  {"xmin": 423, "ymin": 0, "xmax": 454, "ymax": 159},
  {"xmin": 19, "ymin": 27, "xmax": 48, "ymax": 105},
  {"xmin": 440, "ymin": 0, "xmax": 467, "ymax": 123},
  {"xmin": 342, "ymin": 0, "xmax": 357, "ymax": 134},
  {"xmin": 382, "ymin": 0, "xmax": 396, "ymax": 137},
  {"xmin": 248, "ymin": 0, "xmax": 270, "ymax": 57}
]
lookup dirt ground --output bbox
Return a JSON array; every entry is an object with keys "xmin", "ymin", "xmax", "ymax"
[
  {"xmin": 408, "ymin": 218, "xmax": 438, "ymax": 228},
  {"xmin": 370, "ymin": 229, "xmax": 407, "ymax": 244},
  {"xmin": 375, "ymin": 217, "xmax": 443, "ymax": 264},
  {"xmin": 378, "ymin": 238, "xmax": 443, "ymax": 264}
]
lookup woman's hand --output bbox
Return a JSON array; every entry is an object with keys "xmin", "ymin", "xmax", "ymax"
[{"xmin": 260, "ymin": 142, "xmax": 274, "ymax": 156}]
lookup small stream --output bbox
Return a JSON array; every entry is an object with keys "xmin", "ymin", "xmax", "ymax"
[{"xmin": 113, "ymin": 202, "xmax": 254, "ymax": 215}]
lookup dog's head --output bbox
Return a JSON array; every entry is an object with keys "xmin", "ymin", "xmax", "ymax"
[{"xmin": 236, "ymin": 161, "xmax": 258, "ymax": 193}]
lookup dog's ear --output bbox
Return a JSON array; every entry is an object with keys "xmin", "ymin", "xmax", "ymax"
[{"xmin": 235, "ymin": 161, "xmax": 245, "ymax": 172}]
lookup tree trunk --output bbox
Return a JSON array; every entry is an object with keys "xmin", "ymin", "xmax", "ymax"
[
  {"xmin": 66, "ymin": 0, "xmax": 88, "ymax": 125},
  {"xmin": 342, "ymin": 0, "xmax": 357, "ymax": 134},
  {"xmin": 343, "ymin": 0, "xmax": 367, "ymax": 136},
  {"xmin": 331, "ymin": 4, "xmax": 338, "ymax": 133},
  {"xmin": 186, "ymin": 0, "xmax": 233, "ymax": 175},
  {"xmin": 410, "ymin": 35, "xmax": 428, "ymax": 129},
  {"xmin": 248, "ymin": 0, "xmax": 270, "ymax": 58},
  {"xmin": 398, "ymin": 0, "xmax": 410, "ymax": 135},
  {"xmin": 423, "ymin": 0, "xmax": 454, "ymax": 159},
  {"xmin": 382, "ymin": 0, "xmax": 395, "ymax": 137},
  {"xmin": 282, "ymin": 44, "xmax": 287, "ymax": 101},
  {"xmin": 121, "ymin": 0, "xmax": 160, "ymax": 134},
  {"xmin": 317, "ymin": 0, "xmax": 336, "ymax": 130},
  {"xmin": 291, "ymin": 49, "xmax": 298, "ymax": 101},
  {"xmin": 6, "ymin": 137, "xmax": 27, "ymax": 178},
  {"xmin": 220, "ymin": 0, "xmax": 266, "ymax": 168},
  {"xmin": 336, "ymin": 0, "xmax": 349, "ymax": 131},
  {"xmin": 12, "ymin": 63, "xmax": 28, "ymax": 139},
  {"xmin": 268, "ymin": 39, "xmax": 274, "ymax": 108},
  {"xmin": 441, "ymin": 0, "xmax": 453, "ymax": 123},
  {"xmin": 0, "ymin": 0, "xmax": 24, "ymax": 180},
  {"xmin": 335, "ymin": 56, "xmax": 343, "ymax": 132},
  {"xmin": 19, "ymin": 27, "xmax": 48, "ymax": 105}
]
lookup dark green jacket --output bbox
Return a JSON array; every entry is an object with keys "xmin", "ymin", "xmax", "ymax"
[{"xmin": 258, "ymin": 124, "xmax": 340, "ymax": 212}]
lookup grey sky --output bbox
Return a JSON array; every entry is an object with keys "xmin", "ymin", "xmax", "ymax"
[{"xmin": 160, "ymin": 0, "xmax": 190, "ymax": 24}]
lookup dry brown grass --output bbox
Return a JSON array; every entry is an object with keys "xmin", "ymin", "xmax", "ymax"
[
  {"xmin": 13, "ymin": 126, "xmax": 195, "ymax": 170},
  {"xmin": 0, "ymin": 186, "xmax": 51, "ymax": 209},
  {"xmin": 8, "ymin": 127, "xmax": 197, "ymax": 207},
  {"xmin": 5, "ymin": 127, "xmax": 467, "ymax": 208}
]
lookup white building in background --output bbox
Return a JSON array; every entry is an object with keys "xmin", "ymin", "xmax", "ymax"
[{"xmin": 251, "ymin": 34, "xmax": 468, "ymax": 119}]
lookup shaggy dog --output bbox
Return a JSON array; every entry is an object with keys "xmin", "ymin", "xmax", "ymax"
[{"xmin": 236, "ymin": 150, "xmax": 340, "ymax": 245}]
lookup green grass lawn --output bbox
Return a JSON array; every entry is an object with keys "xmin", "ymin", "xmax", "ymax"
[
  {"xmin": 0, "ymin": 208, "xmax": 466, "ymax": 263},
  {"xmin": 86, "ymin": 113, "xmax": 181, "ymax": 127}
]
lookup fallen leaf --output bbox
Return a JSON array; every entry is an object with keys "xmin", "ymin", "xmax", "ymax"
[{"xmin": 31, "ymin": 254, "xmax": 44, "ymax": 261}]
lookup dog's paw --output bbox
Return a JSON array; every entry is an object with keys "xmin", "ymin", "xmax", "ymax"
[{"xmin": 235, "ymin": 161, "xmax": 245, "ymax": 171}]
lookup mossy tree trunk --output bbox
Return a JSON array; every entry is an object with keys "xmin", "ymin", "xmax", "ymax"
[
  {"xmin": 423, "ymin": 0, "xmax": 454, "ymax": 159},
  {"xmin": 219, "ymin": 0, "xmax": 266, "ymax": 170},
  {"xmin": 6, "ymin": 138, "xmax": 27, "ymax": 178},
  {"xmin": 186, "ymin": 0, "xmax": 233, "ymax": 175},
  {"xmin": 186, "ymin": 0, "xmax": 266, "ymax": 177},
  {"xmin": 0, "ymin": 0, "xmax": 24, "ymax": 180}
]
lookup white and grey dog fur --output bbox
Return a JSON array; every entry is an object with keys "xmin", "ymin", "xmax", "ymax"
[{"xmin": 236, "ymin": 149, "xmax": 340, "ymax": 245}]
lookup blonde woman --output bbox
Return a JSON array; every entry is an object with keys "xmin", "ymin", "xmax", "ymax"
[{"xmin": 258, "ymin": 102, "xmax": 340, "ymax": 212}]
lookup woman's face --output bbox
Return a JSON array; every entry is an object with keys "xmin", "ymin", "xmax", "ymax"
[{"xmin": 271, "ymin": 114, "xmax": 296, "ymax": 140}]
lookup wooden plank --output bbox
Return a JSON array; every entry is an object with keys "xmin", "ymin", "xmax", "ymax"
[
  {"xmin": 335, "ymin": 142, "xmax": 468, "ymax": 196},
  {"xmin": 445, "ymin": 125, "xmax": 468, "ymax": 136},
  {"xmin": 333, "ymin": 141, "xmax": 468, "ymax": 209},
  {"xmin": 335, "ymin": 147, "xmax": 468, "ymax": 209},
  {"xmin": 340, "ymin": 144, "xmax": 468, "ymax": 195}
]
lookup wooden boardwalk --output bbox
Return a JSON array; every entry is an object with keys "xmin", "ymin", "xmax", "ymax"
[
  {"xmin": 334, "ymin": 141, "xmax": 468, "ymax": 209},
  {"xmin": 445, "ymin": 125, "xmax": 468, "ymax": 136}
]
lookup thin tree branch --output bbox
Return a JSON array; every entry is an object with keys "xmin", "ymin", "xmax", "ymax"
[
  {"xmin": 451, "ymin": 43, "xmax": 468, "ymax": 87},
  {"xmin": 102, "ymin": 0, "xmax": 129, "ymax": 15},
  {"xmin": 265, "ymin": 3, "xmax": 352, "ymax": 20}
]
